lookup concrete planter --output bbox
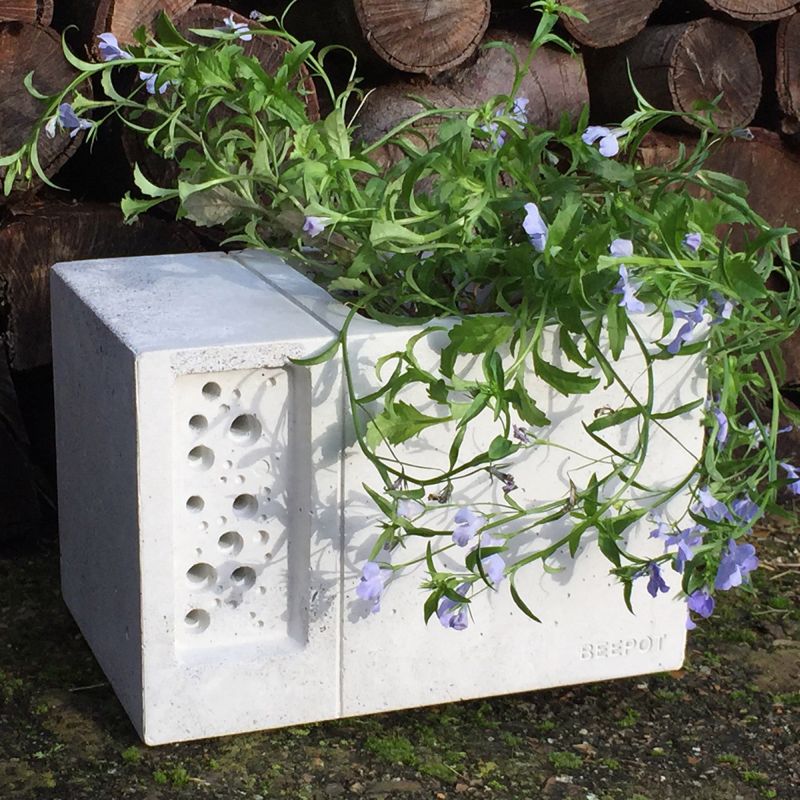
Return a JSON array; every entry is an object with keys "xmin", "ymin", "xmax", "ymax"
[{"xmin": 51, "ymin": 250, "xmax": 707, "ymax": 744}]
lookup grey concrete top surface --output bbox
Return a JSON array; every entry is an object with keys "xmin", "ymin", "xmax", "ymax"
[{"xmin": 52, "ymin": 251, "xmax": 337, "ymax": 355}]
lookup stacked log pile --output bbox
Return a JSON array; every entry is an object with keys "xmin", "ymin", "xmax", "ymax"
[{"xmin": 2, "ymin": 0, "xmax": 800, "ymax": 537}]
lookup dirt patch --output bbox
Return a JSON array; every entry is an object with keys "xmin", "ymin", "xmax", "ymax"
[{"xmin": 0, "ymin": 520, "xmax": 797, "ymax": 800}]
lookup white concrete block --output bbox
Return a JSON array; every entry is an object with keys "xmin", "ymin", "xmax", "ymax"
[{"xmin": 53, "ymin": 249, "xmax": 707, "ymax": 745}]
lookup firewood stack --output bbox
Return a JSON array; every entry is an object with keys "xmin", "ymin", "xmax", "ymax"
[{"xmin": 2, "ymin": 0, "xmax": 800, "ymax": 538}]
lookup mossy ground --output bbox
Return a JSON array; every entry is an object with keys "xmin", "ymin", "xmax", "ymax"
[{"xmin": 0, "ymin": 514, "xmax": 797, "ymax": 800}]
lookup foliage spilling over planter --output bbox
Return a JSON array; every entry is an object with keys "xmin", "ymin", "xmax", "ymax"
[{"xmin": 3, "ymin": 0, "xmax": 799, "ymax": 630}]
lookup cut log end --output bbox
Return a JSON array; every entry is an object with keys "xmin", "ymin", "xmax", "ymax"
[
  {"xmin": 561, "ymin": 0, "xmax": 662, "ymax": 49},
  {"xmin": 178, "ymin": 5, "xmax": 320, "ymax": 121},
  {"xmin": 705, "ymin": 0, "xmax": 796, "ymax": 22},
  {"xmin": 357, "ymin": 29, "xmax": 588, "ymax": 169},
  {"xmin": 670, "ymin": 20, "xmax": 762, "ymax": 129},
  {"xmin": 588, "ymin": 20, "xmax": 761, "ymax": 132},
  {"xmin": 0, "ymin": 22, "xmax": 91, "ymax": 198},
  {"xmin": 354, "ymin": 0, "xmax": 490, "ymax": 74},
  {"xmin": 93, "ymin": 0, "xmax": 195, "ymax": 46}
]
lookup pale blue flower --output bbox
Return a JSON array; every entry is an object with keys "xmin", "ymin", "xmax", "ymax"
[
  {"xmin": 452, "ymin": 507, "xmax": 484, "ymax": 547},
  {"xmin": 747, "ymin": 420, "xmax": 792, "ymax": 447},
  {"xmin": 645, "ymin": 562, "xmax": 669, "ymax": 597},
  {"xmin": 648, "ymin": 515, "xmax": 671, "ymax": 540},
  {"xmin": 779, "ymin": 462, "xmax": 800, "ymax": 496},
  {"xmin": 715, "ymin": 539, "xmax": 759, "ymax": 590},
  {"xmin": 436, "ymin": 583, "xmax": 470, "ymax": 630},
  {"xmin": 97, "ymin": 32, "xmax": 133, "ymax": 61},
  {"xmin": 303, "ymin": 215, "xmax": 329, "ymax": 238},
  {"xmin": 45, "ymin": 103, "xmax": 93, "ymax": 139},
  {"xmin": 732, "ymin": 496, "xmax": 759, "ymax": 523},
  {"xmin": 683, "ymin": 232, "xmax": 702, "ymax": 252},
  {"xmin": 355, "ymin": 561, "xmax": 388, "ymax": 613},
  {"xmin": 609, "ymin": 238, "xmax": 633, "ymax": 258},
  {"xmin": 688, "ymin": 588, "xmax": 715, "ymax": 617},
  {"xmin": 473, "ymin": 532, "xmax": 505, "ymax": 587},
  {"xmin": 695, "ymin": 486, "xmax": 732, "ymax": 523},
  {"xmin": 711, "ymin": 291, "xmax": 736, "ymax": 321},
  {"xmin": 663, "ymin": 525, "xmax": 705, "ymax": 572},
  {"xmin": 522, "ymin": 202, "xmax": 548, "ymax": 253},
  {"xmin": 139, "ymin": 71, "xmax": 170, "ymax": 95},
  {"xmin": 220, "ymin": 14, "xmax": 253, "ymax": 40},
  {"xmin": 666, "ymin": 300, "xmax": 709, "ymax": 354},
  {"xmin": 581, "ymin": 125, "xmax": 626, "ymax": 157},
  {"xmin": 686, "ymin": 587, "xmax": 715, "ymax": 629},
  {"xmin": 613, "ymin": 266, "xmax": 645, "ymax": 313},
  {"xmin": 710, "ymin": 399, "xmax": 728, "ymax": 446}
]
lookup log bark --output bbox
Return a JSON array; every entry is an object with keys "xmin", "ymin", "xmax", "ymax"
[
  {"xmin": 0, "ymin": 0, "xmax": 53, "ymax": 25},
  {"xmin": 704, "ymin": 0, "xmax": 796, "ymax": 21},
  {"xmin": 0, "ymin": 22, "xmax": 91, "ymax": 199},
  {"xmin": 356, "ymin": 29, "xmax": 588, "ymax": 168},
  {"xmin": 587, "ymin": 20, "xmax": 762, "ymax": 132},
  {"xmin": 280, "ymin": 0, "xmax": 490, "ymax": 76},
  {"xmin": 776, "ymin": 13, "xmax": 800, "ymax": 140},
  {"xmin": 560, "ymin": 0, "xmax": 662, "ymax": 48},
  {"xmin": 0, "ymin": 202, "xmax": 203, "ymax": 370}
]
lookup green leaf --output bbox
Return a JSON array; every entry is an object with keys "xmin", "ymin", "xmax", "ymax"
[
  {"xmin": 132, "ymin": 163, "xmax": 175, "ymax": 198},
  {"xmin": 585, "ymin": 406, "xmax": 641, "ymax": 433},
  {"xmin": 651, "ymin": 398, "xmax": 704, "ymax": 420},
  {"xmin": 290, "ymin": 335, "xmax": 341, "ymax": 366},
  {"xmin": 369, "ymin": 219, "xmax": 426, "ymax": 247},
  {"xmin": 366, "ymin": 401, "xmax": 446, "ymax": 449},
  {"xmin": 606, "ymin": 300, "xmax": 627, "ymax": 361},
  {"xmin": 723, "ymin": 255, "xmax": 766, "ymax": 301},
  {"xmin": 154, "ymin": 10, "xmax": 190, "ymax": 46},
  {"xmin": 597, "ymin": 521, "xmax": 622, "ymax": 568},
  {"xmin": 509, "ymin": 576, "xmax": 541, "ymax": 623},
  {"xmin": 533, "ymin": 350, "xmax": 600, "ymax": 396},
  {"xmin": 508, "ymin": 380, "xmax": 550, "ymax": 427},
  {"xmin": 181, "ymin": 184, "xmax": 256, "ymax": 226},
  {"xmin": 487, "ymin": 436, "xmax": 516, "ymax": 460},
  {"xmin": 441, "ymin": 316, "xmax": 513, "ymax": 377}
]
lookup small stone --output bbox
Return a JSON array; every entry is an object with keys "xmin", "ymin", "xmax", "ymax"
[
  {"xmin": 350, "ymin": 782, "xmax": 365, "ymax": 794},
  {"xmin": 455, "ymin": 783, "xmax": 469, "ymax": 794},
  {"xmin": 325, "ymin": 785, "xmax": 345, "ymax": 797}
]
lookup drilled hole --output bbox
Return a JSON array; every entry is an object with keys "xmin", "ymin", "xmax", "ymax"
[
  {"xmin": 186, "ymin": 496, "xmax": 204, "ymax": 513},
  {"xmin": 187, "ymin": 563, "xmax": 217, "ymax": 588},
  {"xmin": 184, "ymin": 609, "xmax": 210, "ymax": 633},
  {"xmin": 231, "ymin": 566, "xmax": 256, "ymax": 589},
  {"xmin": 189, "ymin": 414, "xmax": 208, "ymax": 433},
  {"xmin": 233, "ymin": 494, "xmax": 258, "ymax": 518},
  {"xmin": 188, "ymin": 445, "xmax": 214, "ymax": 471},
  {"xmin": 257, "ymin": 530, "xmax": 269, "ymax": 545},
  {"xmin": 228, "ymin": 414, "xmax": 262, "ymax": 445},
  {"xmin": 202, "ymin": 382, "xmax": 221, "ymax": 400},
  {"xmin": 218, "ymin": 531, "xmax": 244, "ymax": 555}
]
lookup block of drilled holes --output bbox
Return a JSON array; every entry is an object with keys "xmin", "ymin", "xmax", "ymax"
[
  {"xmin": 52, "ymin": 249, "xmax": 706, "ymax": 745},
  {"xmin": 52, "ymin": 251, "xmax": 342, "ymax": 744}
]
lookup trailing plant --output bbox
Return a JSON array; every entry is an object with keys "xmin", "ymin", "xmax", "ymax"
[{"xmin": 3, "ymin": 0, "xmax": 799, "ymax": 630}]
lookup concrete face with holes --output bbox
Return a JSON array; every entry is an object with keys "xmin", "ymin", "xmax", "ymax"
[{"xmin": 53, "ymin": 250, "xmax": 707, "ymax": 745}]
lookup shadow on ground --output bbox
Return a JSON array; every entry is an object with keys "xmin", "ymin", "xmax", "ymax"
[{"xmin": 0, "ymin": 515, "xmax": 798, "ymax": 800}]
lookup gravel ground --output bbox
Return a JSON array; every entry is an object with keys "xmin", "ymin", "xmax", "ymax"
[{"xmin": 0, "ymin": 515, "xmax": 797, "ymax": 800}]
